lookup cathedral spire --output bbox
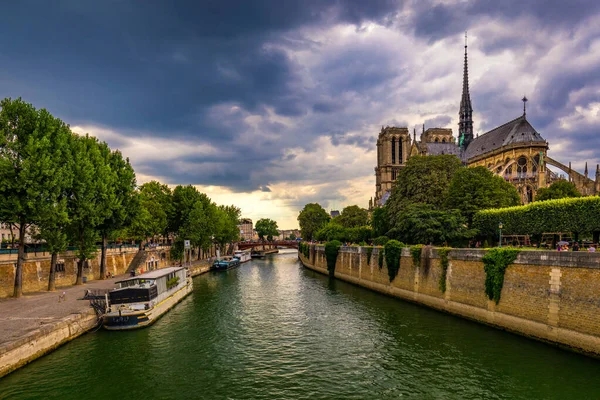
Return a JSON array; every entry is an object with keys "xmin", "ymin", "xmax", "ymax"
[{"xmin": 458, "ymin": 32, "xmax": 474, "ymax": 150}]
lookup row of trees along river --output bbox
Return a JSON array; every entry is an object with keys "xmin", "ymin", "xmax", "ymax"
[
  {"xmin": 297, "ymin": 154, "xmax": 593, "ymax": 247},
  {"xmin": 0, "ymin": 98, "xmax": 276, "ymax": 298}
]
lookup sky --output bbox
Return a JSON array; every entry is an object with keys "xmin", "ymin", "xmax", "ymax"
[{"xmin": 1, "ymin": 0, "xmax": 599, "ymax": 229}]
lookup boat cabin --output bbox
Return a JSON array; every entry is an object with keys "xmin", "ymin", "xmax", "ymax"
[{"xmin": 109, "ymin": 267, "xmax": 186, "ymax": 308}]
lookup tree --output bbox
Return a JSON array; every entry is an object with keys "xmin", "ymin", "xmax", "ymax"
[
  {"xmin": 297, "ymin": 203, "xmax": 330, "ymax": 240},
  {"xmin": 97, "ymin": 147, "xmax": 137, "ymax": 279},
  {"xmin": 139, "ymin": 180, "xmax": 173, "ymax": 240},
  {"xmin": 389, "ymin": 203, "xmax": 475, "ymax": 246},
  {"xmin": 0, "ymin": 98, "xmax": 72, "ymax": 296},
  {"xmin": 67, "ymin": 134, "xmax": 112, "ymax": 285},
  {"xmin": 446, "ymin": 166, "xmax": 521, "ymax": 225},
  {"xmin": 255, "ymin": 218, "xmax": 279, "ymax": 247},
  {"xmin": 315, "ymin": 221, "xmax": 347, "ymax": 242},
  {"xmin": 336, "ymin": 205, "xmax": 369, "ymax": 228},
  {"xmin": 386, "ymin": 155, "xmax": 462, "ymax": 227},
  {"xmin": 289, "ymin": 233, "xmax": 297, "ymax": 240},
  {"xmin": 535, "ymin": 180, "xmax": 581, "ymax": 201},
  {"xmin": 213, "ymin": 205, "xmax": 241, "ymax": 254},
  {"xmin": 371, "ymin": 206, "xmax": 390, "ymax": 237}
]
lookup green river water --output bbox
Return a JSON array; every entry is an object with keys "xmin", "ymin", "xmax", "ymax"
[{"xmin": 1, "ymin": 249, "xmax": 600, "ymax": 399}]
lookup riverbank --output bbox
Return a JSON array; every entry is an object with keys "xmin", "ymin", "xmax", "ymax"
[
  {"xmin": 0, "ymin": 260, "xmax": 212, "ymax": 378},
  {"xmin": 299, "ymin": 245, "xmax": 600, "ymax": 357}
]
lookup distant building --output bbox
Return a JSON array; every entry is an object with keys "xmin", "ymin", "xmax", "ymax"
[
  {"xmin": 330, "ymin": 210, "xmax": 340, "ymax": 218},
  {"xmin": 238, "ymin": 218, "xmax": 253, "ymax": 241},
  {"xmin": 371, "ymin": 34, "xmax": 600, "ymax": 209},
  {"xmin": 0, "ymin": 223, "xmax": 35, "ymax": 244}
]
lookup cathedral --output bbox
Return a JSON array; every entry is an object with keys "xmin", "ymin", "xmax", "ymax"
[{"xmin": 372, "ymin": 36, "xmax": 600, "ymax": 208}]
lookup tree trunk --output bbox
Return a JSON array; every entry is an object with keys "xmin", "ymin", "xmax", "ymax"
[
  {"xmin": 13, "ymin": 221, "xmax": 26, "ymax": 298},
  {"xmin": 76, "ymin": 258, "xmax": 84, "ymax": 285},
  {"xmin": 594, "ymin": 231, "xmax": 600, "ymax": 245},
  {"xmin": 262, "ymin": 239, "xmax": 265, "ymax": 251},
  {"xmin": 100, "ymin": 234, "xmax": 108, "ymax": 280},
  {"xmin": 48, "ymin": 252, "xmax": 58, "ymax": 291}
]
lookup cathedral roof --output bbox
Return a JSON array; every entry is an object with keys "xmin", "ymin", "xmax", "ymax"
[
  {"xmin": 422, "ymin": 142, "xmax": 463, "ymax": 157},
  {"xmin": 465, "ymin": 115, "xmax": 546, "ymax": 160}
]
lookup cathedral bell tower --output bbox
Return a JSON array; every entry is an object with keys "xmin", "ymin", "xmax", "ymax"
[{"xmin": 458, "ymin": 32, "xmax": 474, "ymax": 150}]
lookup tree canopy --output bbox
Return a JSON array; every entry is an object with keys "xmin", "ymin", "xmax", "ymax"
[
  {"xmin": 335, "ymin": 205, "xmax": 369, "ymax": 228},
  {"xmin": 297, "ymin": 203, "xmax": 330, "ymax": 240},
  {"xmin": 446, "ymin": 166, "xmax": 521, "ymax": 224},
  {"xmin": 255, "ymin": 218, "xmax": 279, "ymax": 241},
  {"xmin": 535, "ymin": 180, "xmax": 581, "ymax": 201}
]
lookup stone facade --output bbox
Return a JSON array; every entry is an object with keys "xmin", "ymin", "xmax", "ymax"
[
  {"xmin": 300, "ymin": 245, "xmax": 600, "ymax": 356},
  {"xmin": 238, "ymin": 218, "xmax": 254, "ymax": 241}
]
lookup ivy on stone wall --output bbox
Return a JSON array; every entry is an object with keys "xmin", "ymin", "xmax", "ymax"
[
  {"xmin": 410, "ymin": 244, "xmax": 423, "ymax": 267},
  {"xmin": 384, "ymin": 240, "xmax": 405, "ymax": 282},
  {"xmin": 482, "ymin": 248, "xmax": 520, "ymax": 304},
  {"xmin": 437, "ymin": 247, "xmax": 451, "ymax": 293},
  {"xmin": 365, "ymin": 246, "xmax": 374, "ymax": 266},
  {"xmin": 324, "ymin": 240, "xmax": 342, "ymax": 278},
  {"xmin": 299, "ymin": 242, "xmax": 310, "ymax": 259},
  {"xmin": 378, "ymin": 249, "xmax": 384, "ymax": 269}
]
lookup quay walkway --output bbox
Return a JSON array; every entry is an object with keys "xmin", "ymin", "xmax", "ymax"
[{"xmin": 0, "ymin": 259, "xmax": 212, "ymax": 378}]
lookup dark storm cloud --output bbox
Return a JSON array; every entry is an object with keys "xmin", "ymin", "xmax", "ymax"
[
  {"xmin": 412, "ymin": 0, "xmax": 600, "ymax": 43},
  {"xmin": 2, "ymin": 0, "xmax": 600, "ymax": 198}
]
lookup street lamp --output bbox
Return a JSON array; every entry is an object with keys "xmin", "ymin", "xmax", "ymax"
[{"xmin": 498, "ymin": 222, "xmax": 503, "ymax": 248}]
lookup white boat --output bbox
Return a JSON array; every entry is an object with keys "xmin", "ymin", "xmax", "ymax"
[
  {"xmin": 102, "ymin": 267, "xmax": 193, "ymax": 330},
  {"xmin": 233, "ymin": 250, "xmax": 252, "ymax": 263}
]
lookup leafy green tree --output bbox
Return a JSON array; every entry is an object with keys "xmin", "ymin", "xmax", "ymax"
[
  {"xmin": 371, "ymin": 206, "xmax": 390, "ymax": 237},
  {"xmin": 97, "ymin": 147, "xmax": 137, "ymax": 279},
  {"xmin": 67, "ymin": 134, "xmax": 112, "ymax": 285},
  {"xmin": 336, "ymin": 205, "xmax": 369, "ymax": 228},
  {"xmin": 289, "ymin": 233, "xmax": 296, "ymax": 240},
  {"xmin": 297, "ymin": 203, "xmax": 330, "ymax": 240},
  {"xmin": 35, "ymin": 122, "xmax": 73, "ymax": 291},
  {"xmin": 139, "ymin": 180, "xmax": 173, "ymax": 240},
  {"xmin": 214, "ymin": 205, "xmax": 241, "ymax": 254},
  {"xmin": 315, "ymin": 221, "xmax": 347, "ymax": 242},
  {"xmin": 0, "ymin": 98, "xmax": 72, "ymax": 296},
  {"xmin": 386, "ymin": 155, "xmax": 462, "ymax": 222},
  {"xmin": 446, "ymin": 166, "xmax": 521, "ymax": 225},
  {"xmin": 389, "ymin": 204, "xmax": 475, "ymax": 246},
  {"xmin": 255, "ymin": 218, "xmax": 279, "ymax": 247},
  {"xmin": 535, "ymin": 180, "xmax": 581, "ymax": 201}
]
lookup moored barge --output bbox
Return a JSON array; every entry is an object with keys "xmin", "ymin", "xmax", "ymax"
[{"xmin": 103, "ymin": 267, "xmax": 193, "ymax": 330}]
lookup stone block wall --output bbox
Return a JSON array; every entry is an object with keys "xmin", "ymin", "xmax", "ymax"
[
  {"xmin": 0, "ymin": 248, "xmax": 144, "ymax": 298},
  {"xmin": 299, "ymin": 245, "xmax": 600, "ymax": 356}
]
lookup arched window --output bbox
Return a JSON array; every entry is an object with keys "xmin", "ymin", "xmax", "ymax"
[
  {"xmin": 391, "ymin": 137, "xmax": 396, "ymax": 164},
  {"xmin": 517, "ymin": 156, "xmax": 528, "ymax": 178},
  {"xmin": 442, "ymin": 138, "xmax": 446, "ymax": 143},
  {"xmin": 525, "ymin": 186, "xmax": 533, "ymax": 203}
]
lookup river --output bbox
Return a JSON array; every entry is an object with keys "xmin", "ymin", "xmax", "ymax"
[{"xmin": 1, "ymin": 249, "xmax": 600, "ymax": 399}]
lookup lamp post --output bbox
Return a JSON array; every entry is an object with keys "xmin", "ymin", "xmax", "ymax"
[{"xmin": 498, "ymin": 222, "xmax": 503, "ymax": 248}]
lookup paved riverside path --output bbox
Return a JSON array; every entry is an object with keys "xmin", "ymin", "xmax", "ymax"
[
  {"xmin": 0, "ymin": 258, "xmax": 212, "ymax": 349},
  {"xmin": 0, "ymin": 276, "xmax": 123, "ymax": 347}
]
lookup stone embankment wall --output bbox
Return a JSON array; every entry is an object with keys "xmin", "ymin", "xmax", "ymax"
[
  {"xmin": 0, "ymin": 247, "xmax": 172, "ymax": 298},
  {"xmin": 300, "ymin": 245, "xmax": 600, "ymax": 356},
  {"xmin": 0, "ymin": 310, "xmax": 97, "ymax": 378}
]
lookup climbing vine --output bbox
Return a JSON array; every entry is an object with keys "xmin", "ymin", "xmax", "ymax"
[
  {"xmin": 378, "ymin": 249, "xmax": 384, "ymax": 269},
  {"xmin": 437, "ymin": 247, "xmax": 451, "ymax": 293},
  {"xmin": 365, "ymin": 246, "xmax": 373, "ymax": 266},
  {"xmin": 384, "ymin": 240, "xmax": 405, "ymax": 282},
  {"xmin": 410, "ymin": 244, "xmax": 423, "ymax": 267},
  {"xmin": 482, "ymin": 248, "xmax": 520, "ymax": 304},
  {"xmin": 324, "ymin": 240, "xmax": 342, "ymax": 278}
]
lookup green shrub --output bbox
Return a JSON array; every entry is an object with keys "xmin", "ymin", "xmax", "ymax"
[
  {"xmin": 483, "ymin": 240, "xmax": 489, "ymax": 248},
  {"xmin": 365, "ymin": 246, "xmax": 374, "ymax": 266},
  {"xmin": 384, "ymin": 240, "xmax": 405, "ymax": 282},
  {"xmin": 373, "ymin": 236, "xmax": 390, "ymax": 246},
  {"xmin": 473, "ymin": 196, "xmax": 600, "ymax": 237},
  {"xmin": 166, "ymin": 276, "xmax": 180, "ymax": 289},
  {"xmin": 410, "ymin": 244, "xmax": 424, "ymax": 266},
  {"xmin": 482, "ymin": 248, "xmax": 520, "ymax": 304},
  {"xmin": 437, "ymin": 247, "xmax": 451, "ymax": 293},
  {"xmin": 324, "ymin": 240, "xmax": 342, "ymax": 277}
]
